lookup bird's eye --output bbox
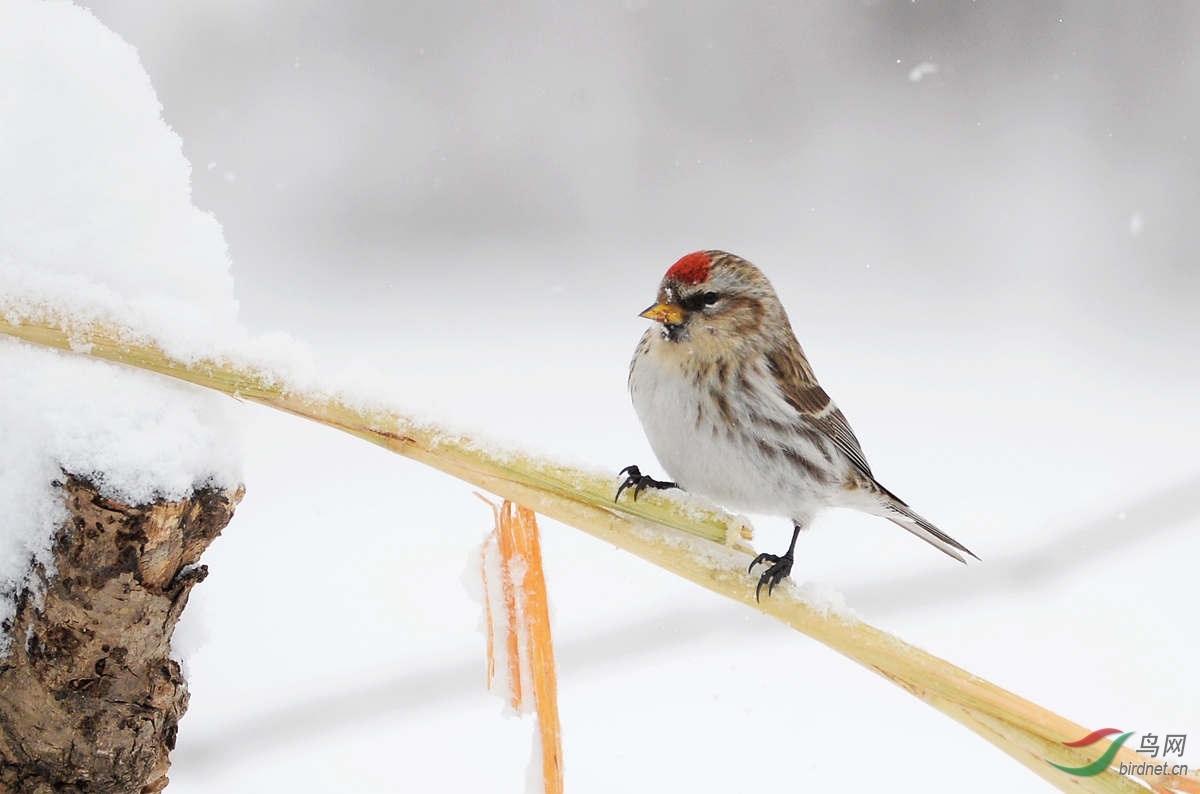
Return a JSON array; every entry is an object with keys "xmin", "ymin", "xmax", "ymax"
[{"xmin": 702, "ymin": 292, "xmax": 719, "ymax": 305}]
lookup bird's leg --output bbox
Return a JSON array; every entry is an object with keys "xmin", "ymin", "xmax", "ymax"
[
  {"xmin": 748, "ymin": 524, "xmax": 802, "ymax": 602},
  {"xmin": 615, "ymin": 465, "xmax": 679, "ymax": 502}
]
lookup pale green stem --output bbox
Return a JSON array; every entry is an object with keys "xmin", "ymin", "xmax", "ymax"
[{"xmin": 2, "ymin": 312, "xmax": 1190, "ymax": 794}]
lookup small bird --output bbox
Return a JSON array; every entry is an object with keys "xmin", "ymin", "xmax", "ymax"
[{"xmin": 618, "ymin": 250, "xmax": 977, "ymax": 600}]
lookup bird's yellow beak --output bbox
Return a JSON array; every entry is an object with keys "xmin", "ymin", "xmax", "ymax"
[{"xmin": 639, "ymin": 302, "xmax": 685, "ymax": 325}]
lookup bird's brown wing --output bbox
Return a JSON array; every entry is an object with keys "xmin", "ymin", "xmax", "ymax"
[
  {"xmin": 766, "ymin": 347, "xmax": 978, "ymax": 562},
  {"xmin": 766, "ymin": 348, "xmax": 874, "ymax": 479}
]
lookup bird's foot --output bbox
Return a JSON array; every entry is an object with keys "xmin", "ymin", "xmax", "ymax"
[
  {"xmin": 748, "ymin": 550, "xmax": 794, "ymax": 602},
  {"xmin": 615, "ymin": 465, "xmax": 679, "ymax": 502}
]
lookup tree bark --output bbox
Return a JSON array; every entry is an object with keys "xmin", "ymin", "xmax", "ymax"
[{"xmin": 0, "ymin": 475, "xmax": 242, "ymax": 794}]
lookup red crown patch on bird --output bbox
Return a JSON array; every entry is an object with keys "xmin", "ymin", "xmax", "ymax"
[{"xmin": 665, "ymin": 251, "xmax": 712, "ymax": 285}]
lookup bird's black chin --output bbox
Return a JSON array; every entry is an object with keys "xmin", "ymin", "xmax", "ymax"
[{"xmin": 661, "ymin": 322, "xmax": 689, "ymax": 343}]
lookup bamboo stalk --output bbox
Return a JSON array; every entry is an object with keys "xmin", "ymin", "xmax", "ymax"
[{"xmin": 1, "ymin": 310, "xmax": 1193, "ymax": 794}]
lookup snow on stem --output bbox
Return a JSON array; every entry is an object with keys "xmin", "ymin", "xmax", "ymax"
[{"xmin": 1, "ymin": 310, "xmax": 1193, "ymax": 794}]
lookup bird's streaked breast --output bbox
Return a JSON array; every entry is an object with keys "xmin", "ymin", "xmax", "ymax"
[{"xmin": 629, "ymin": 341, "xmax": 849, "ymax": 519}]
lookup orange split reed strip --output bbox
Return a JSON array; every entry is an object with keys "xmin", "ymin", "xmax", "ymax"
[
  {"xmin": 513, "ymin": 505, "xmax": 563, "ymax": 794},
  {"xmin": 483, "ymin": 498, "xmax": 564, "ymax": 794},
  {"xmin": 475, "ymin": 495, "xmax": 503, "ymax": 693},
  {"xmin": 480, "ymin": 535, "xmax": 497, "ymax": 690},
  {"xmin": 493, "ymin": 507, "xmax": 525, "ymax": 710}
]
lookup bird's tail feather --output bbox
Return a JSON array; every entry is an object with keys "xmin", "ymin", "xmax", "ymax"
[
  {"xmin": 885, "ymin": 502, "xmax": 978, "ymax": 563},
  {"xmin": 869, "ymin": 484, "xmax": 979, "ymax": 563}
]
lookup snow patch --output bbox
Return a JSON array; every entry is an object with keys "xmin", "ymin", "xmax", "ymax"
[
  {"xmin": 1129, "ymin": 212, "xmax": 1145, "ymax": 236},
  {"xmin": 524, "ymin": 728, "xmax": 546, "ymax": 794},
  {"xmin": 0, "ymin": 1, "xmax": 241, "ymax": 651},
  {"xmin": 627, "ymin": 521, "xmax": 857, "ymax": 620},
  {"xmin": 908, "ymin": 61, "xmax": 939, "ymax": 82}
]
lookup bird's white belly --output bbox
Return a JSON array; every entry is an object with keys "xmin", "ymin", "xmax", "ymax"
[{"xmin": 629, "ymin": 348, "xmax": 838, "ymax": 521}]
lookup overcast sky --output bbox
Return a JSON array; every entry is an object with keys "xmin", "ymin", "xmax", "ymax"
[{"xmin": 81, "ymin": 1, "xmax": 1200, "ymax": 363}]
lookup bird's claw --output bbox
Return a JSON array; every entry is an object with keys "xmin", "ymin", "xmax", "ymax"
[
  {"xmin": 748, "ymin": 552, "xmax": 794, "ymax": 602},
  {"xmin": 615, "ymin": 465, "xmax": 679, "ymax": 502}
]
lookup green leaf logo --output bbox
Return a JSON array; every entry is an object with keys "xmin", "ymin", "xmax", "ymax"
[{"xmin": 1048, "ymin": 731, "xmax": 1134, "ymax": 776}]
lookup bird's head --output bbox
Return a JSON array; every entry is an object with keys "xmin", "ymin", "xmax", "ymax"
[{"xmin": 640, "ymin": 250, "xmax": 788, "ymax": 348}]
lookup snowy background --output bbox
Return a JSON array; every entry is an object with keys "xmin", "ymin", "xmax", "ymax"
[{"xmin": 7, "ymin": 2, "xmax": 1200, "ymax": 791}]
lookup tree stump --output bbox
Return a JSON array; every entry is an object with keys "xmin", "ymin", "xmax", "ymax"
[{"xmin": 0, "ymin": 475, "xmax": 242, "ymax": 794}]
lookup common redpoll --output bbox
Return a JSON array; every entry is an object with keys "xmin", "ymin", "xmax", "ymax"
[{"xmin": 619, "ymin": 250, "xmax": 977, "ymax": 600}]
